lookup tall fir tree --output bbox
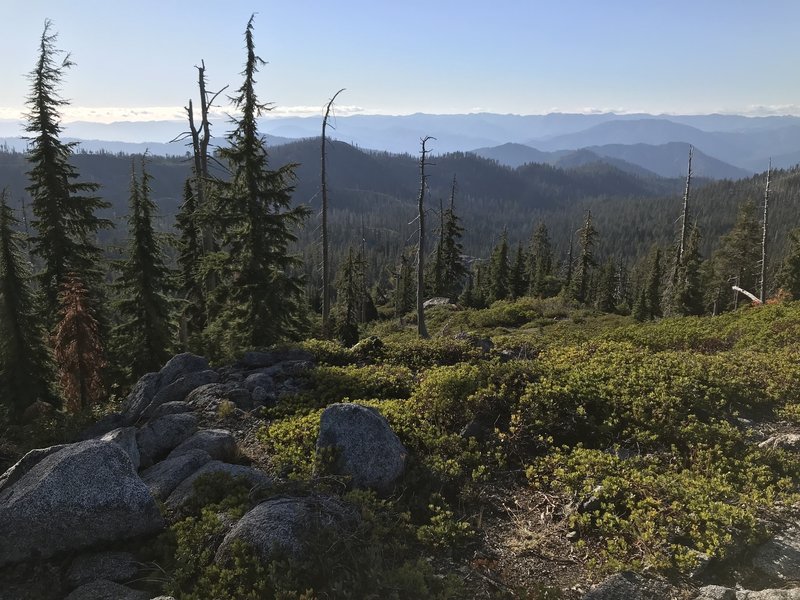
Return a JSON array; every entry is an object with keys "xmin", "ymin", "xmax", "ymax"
[
  {"xmin": 671, "ymin": 226, "xmax": 704, "ymax": 316},
  {"xmin": 632, "ymin": 247, "xmax": 663, "ymax": 321},
  {"xmin": 708, "ymin": 201, "xmax": 761, "ymax": 311},
  {"xmin": 394, "ymin": 251, "xmax": 415, "ymax": 318},
  {"xmin": 439, "ymin": 176, "xmax": 467, "ymax": 299},
  {"xmin": 25, "ymin": 21, "xmax": 110, "ymax": 321},
  {"xmin": 509, "ymin": 243, "xmax": 528, "ymax": 298},
  {"xmin": 113, "ymin": 158, "xmax": 173, "ymax": 379},
  {"xmin": 571, "ymin": 211, "xmax": 598, "ymax": 304},
  {"xmin": 594, "ymin": 258, "xmax": 618, "ymax": 313},
  {"xmin": 175, "ymin": 179, "xmax": 206, "ymax": 343},
  {"xmin": 487, "ymin": 231, "xmax": 510, "ymax": 303},
  {"xmin": 52, "ymin": 273, "xmax": 106, "ymax": 412},
  {"xmin": 210, "ymin": 15, "xmax": 309, "ymax": 355},
  {"xmin": 528, "ymin": 222, "xmax": 553, "ymax": 297},
  {"xmin": 0, "ymin": 189, "xmax": 54, "ymax": 419},
  {"xmin": 334, "ymin": 247, "xmax": 366, "ymax": 346}
]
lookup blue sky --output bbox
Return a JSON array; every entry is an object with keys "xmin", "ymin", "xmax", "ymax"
[{"xmin": 2, "ymin": 0, "xmax": 800, "ymax": 123}]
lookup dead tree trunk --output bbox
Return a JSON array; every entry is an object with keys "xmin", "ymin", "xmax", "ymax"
[
  {"xmin": 678, "ymin": 145, "xmax": 693, "ymax": 264},
  {"xmin": 179, "ymin": 61, "xmax": 227, "ymax": 294},
  {"xmin": 417, "ymin": 136, "xmax": 434, "ymax": 338},
  {"xmin": 321, "ymin": 88, "xmax": 345, "ymax": 338},
  {"xmin": 759, "ymin": 160, "xmax": 771, "ymax": 303}
]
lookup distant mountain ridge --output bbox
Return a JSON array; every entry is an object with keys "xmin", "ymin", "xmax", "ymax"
[
  {"xmin": 2, "ymin": 110, "xmax": 798, "ymax": 180},
  {"xmin": 471, "ymin": 141, "xmax": 750, "ymax": 180}
]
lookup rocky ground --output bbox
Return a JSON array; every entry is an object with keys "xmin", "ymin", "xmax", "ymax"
[{"xmin": 0, "ymin": 349, "xmax": 798, "ymax": 599}]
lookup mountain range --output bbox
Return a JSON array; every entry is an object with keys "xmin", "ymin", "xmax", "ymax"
[{"xmin": 3, "ymin": 111, "xmax": 796, "ymax": 181}]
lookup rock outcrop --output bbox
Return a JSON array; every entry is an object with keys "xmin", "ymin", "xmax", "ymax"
[{"xmin": 0, "ymin": 439, "xmax": 163, "ymax": 567}]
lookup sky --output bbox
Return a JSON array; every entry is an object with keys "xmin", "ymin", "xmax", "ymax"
[{"xmin": 2, "ymin": 0, "xmax": 800, "ymax": 127}]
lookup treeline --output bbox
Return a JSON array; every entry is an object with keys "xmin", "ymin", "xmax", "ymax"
[{"xmin": 3, "ymin": 18, "xmax": 800, "ymax": 427}]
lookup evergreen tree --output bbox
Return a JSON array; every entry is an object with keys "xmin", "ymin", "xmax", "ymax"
[
  {"xmin": 528, "ymin": 222, "xmax": 553, "ymax": 296},
  {"xmin": 632, "ymin": 247, "xmax": 663, "ymax": 320},
  {"xmin": 52, "ymin": 273, "xmax": 106, "ymax": 412},
  {"xmin": 25, "ymin": 21, "xmax": 110, "ymax": 320},
  {"xmin": 209, "ymin": 15, "xmax": 310, "ymax": 354},
  {"xmin": 113, "ymin": 158, "xmax": 173, "ymax": 379},
  {"xmin": 646, "ymin": 247, "xmax": 663, "ymax": 318},
  {"xmin": 509, "ymin": 243, "xmax": 528, "ymax": 298},
  {"xmin": 487, "ymin": 232, "xmax": 510, "ymax": 303},
  {"xmin": 671, "ymin": 226, "xmax": 704, "ymax": 315},
  {"xmin": 334, "ymin": 247, "xmax": 365, "ymax": 346},
  {"xmin": 778, "ymin": 228, "xmax": 800, "ymax": 299},
  {"xmin": 594, "ymin": 258, "xmax": 618, "ymax": 313},
  {"xmin": 175, "ymin": 178, "xmax": 206, "ymax": 341},
  {"xmin": 571, "ymin": 211, "xmax": 598, "ymax": 303},
  {"xmin": 0, "ymin": 189, "xmax": 54, "ymax": 419},
  {"xmin": 439, "ymin": 176, "xmax": 467, "ymax": 299},
  {"xmin": 708, "ymin": 201, "xmax": 761, "ymax": 311},
  {"xmin": 394, "ymin": 252, "xmax": 415, "ymax": 317}
]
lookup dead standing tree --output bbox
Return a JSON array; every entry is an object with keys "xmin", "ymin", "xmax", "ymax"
[
  {"xmin": 173, "ymin": 61, "xmax": 228, "ymax": 291},
  {"xmin": 321, "ymin": 88, "xmax": 345, "ymax": 338},
  {"xmin": 416, "ymin": 136, "xmax": 435, "ymax": 338},
  {"xmin": 759, "ymin": 160, "xmax": 771, "ymax": 303}
]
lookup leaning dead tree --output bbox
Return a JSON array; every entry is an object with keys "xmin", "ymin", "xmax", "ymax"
[
  {"xmin": 759, "ymin": 160, "xmax": 772, "ymax": 303},
  {"xmin": 733, "ymin": 285, "xmax": 761, "ymax": 305},
  {"xmin": 416, "ymin": 136, "xmax": 435, "ymax": 338},
  {"xmin": 320, "ymin": 88, "xmax": 345, "ymax": 338}
]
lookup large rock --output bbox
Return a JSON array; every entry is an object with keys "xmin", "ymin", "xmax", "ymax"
[
  {"xmin": 316, "ymin": 403, "xmax": 408, "ymax": 494},
  {"xmin": 64, "ymin": 579, "xmax": 150, "ymax": 600},
  {"xmin": 243, "ymin": 372, "xmax": 274, "ymax": 392},
  {"xmin": 167, "ymin": 429, "xmax": 238, "ymax": 463},
  {"xmin": 100, "ymin": 427, "xmax": 140, "ymax": 470},
  {"xmin": 695, "ymin": 586, "xmax": 736, "ymax": 600},
  {"xmin": 0, "ymin": 439, "xmax": 163, "ymax": 567},
  {"xmin": 146, "ymin": 370, "xmax": 219, "ymax": 418},
  {"xmin": 215, "ymin": 495, "xmax": 358, "ymax": 564},
  {"xmin": 752, "ymin": 524, "xmax": 800, "ymax": 585},
  {"xmin": 0, "ymin": 444, "xmax": 67, "ymax": 493},
  {"xmin": 164, "ymin": 460, "xmax": 272, "ymax": 512},
  {"xmin": 119, "ymin": 372, "xmax": 159, "ymax": 425},
  {"xmin": 581, "ymin": 571, "xmax": 680, "ymax": 599},
  {"xmin": 140, "ymin": 449, "xmax": 212, "ymax": 501},
  {"xmin": 157, "ymin": 353, "xmax": 211, "ymax": 390},
  {"xmin": 66, "ymin": 550, "xmax": 139, "ymax": 588},
  {"xmin": 136, "ymin": 413, "xmax": 198, "ymax": 468}
]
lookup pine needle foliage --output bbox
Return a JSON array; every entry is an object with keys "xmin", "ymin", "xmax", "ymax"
[
  {"xmin": 0, "ymin": 189, "xmax": 55, "ymax": 419},
  {"xmin": 24, "ymin": 20, "xmax": 111, "ymax": 320},
  {"xmin": 112, "ymin": 157, "xmax": 174, "ymax": 379},
  {"xmin": 52, "ymin": 273, "xmax": 106, "ymax": 412}
]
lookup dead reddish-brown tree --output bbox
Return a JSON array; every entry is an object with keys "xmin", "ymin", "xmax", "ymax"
[{"xmin": 51, "ymin": 273, "xmax": 107, "ymax": 412}]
